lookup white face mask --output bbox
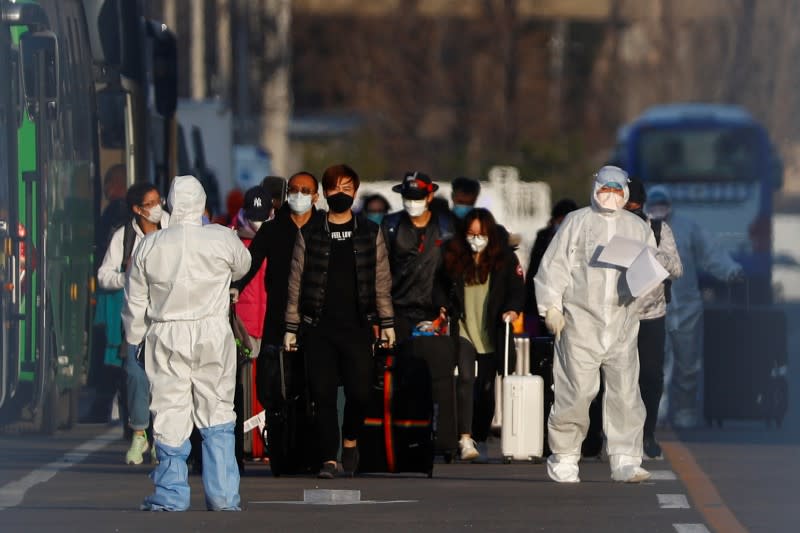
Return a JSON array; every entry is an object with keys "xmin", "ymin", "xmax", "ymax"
[
  {"xmin": 287, "ymin": 192, "xmax": 313, "ymax": 214},
  {"xmin": 144, "ymin": 204, "xmax": 163, "ymax": 224},
  {"xmin": 596, "ymin": 191, "xmax": 626, "ymax": 212},
  {"xmin": 467, "ymin": 235, "xmax": 488, "ymax": 253},
  {"xmin": 248, "ymin": 219, "xmax": 264, "ymax": 232},
  {"xmin": 403, "ymin": 199, "xmax": 427, "ymax": 217},
  {"xmin": 647, "ymin": 205, "xmax": 671, "ymax": 221}
]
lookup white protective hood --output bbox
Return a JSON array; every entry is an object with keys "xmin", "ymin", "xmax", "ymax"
[
  {"xmin": 590, "ymin": 165, "xmax": 630, "ymax": 215},
  {"xmin": 168, "ymin": 175, "xmax": 206, "ymax": 225}
]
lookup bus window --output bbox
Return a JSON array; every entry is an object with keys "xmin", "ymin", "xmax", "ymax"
[{"xmin": 638, "ymin": 127, "xmax": 760, "ymax": 182}]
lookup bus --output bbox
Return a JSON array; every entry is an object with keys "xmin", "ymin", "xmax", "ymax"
[
  {"xmin": 611, "ymin": 103, "xmax": 783, "ymax": 305},
  {"xmin": 0, "ymin": 0, "xmax": 177, "ymax": 432}
]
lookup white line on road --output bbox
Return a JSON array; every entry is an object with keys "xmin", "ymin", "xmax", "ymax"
[
  {"xmin": 0, "ymin": 427, "xmax": 120, "ymax": 511},
  {"xmin": 673, "ymin": 525, "xmax": 711, "ymax": 533},
  {"xmin": 649, "ymin": 470, "xmax": 678, "ymax": 481},
  {"xmin": 658, "ymin": 494, "xmax": 691, "ymax": 509}
]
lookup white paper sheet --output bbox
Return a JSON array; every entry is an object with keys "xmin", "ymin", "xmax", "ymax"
[
  {"xmin": 626, "ymin": 248, "xmax": 670, "ymax": 298},
  {"xmin": 243, "ymin": 410, "xmax": 266, "ymax": 433},
  {"xmin": 597, "ymin": 235, "xmax": 649, "ymax": 268}
]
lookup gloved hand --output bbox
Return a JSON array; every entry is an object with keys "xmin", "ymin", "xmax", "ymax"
[
  {"xmin": 229, "ymin": 287, "xmax": 240, "ymax": 303},
  {"xmin": 545, "ymin": 307, "xmax": 565, "ymax": 340},
  {"xmin": 283, "ymin": 332, "xmax": 297, "ymax": 352},
  {"xmin": 380, "ymin": 327, "xmax": 396, "ymax": 346},
  {"xmin": 728, "ymin": 266, "xmax": 745, "ymax": 283},
  {"xmin": 502, "ymin": 311, "xmax": 519, "ymax": 324}
]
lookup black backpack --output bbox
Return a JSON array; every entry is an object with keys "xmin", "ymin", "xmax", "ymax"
[
  {"xmin": 650, "ymin": 219, "xmax": 672, "ymax": 303},
  {"xmin": 120, "ymin": 220, "xmax": 137, "ymax": 272}
]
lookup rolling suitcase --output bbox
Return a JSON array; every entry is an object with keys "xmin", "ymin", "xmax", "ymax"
[
  {"xmin": 530, "ymin": 336, "xmax": 555, "ymax": 456},
  {"xmin": 501, "ymin": 323, "xmax": 544, "ymax": 462},
  {"xmin": 703, "ymin": 300, "xmax": 788, "ymax": 427},
  {"xmin": 263, "ymin": 345, "xmax": 317, "ymax": 476},
  {"xmin": 358, "ymin": 344, "xmax": 435, "ymax": 477},
  {"xmin": 405, "ymin": 336, "xmax": 459, "ymax": 463}
]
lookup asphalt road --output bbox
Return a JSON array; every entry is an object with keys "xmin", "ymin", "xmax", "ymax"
[{"xmin": 0, "ymin": 304, "xmax": 797, "ymax": 532}]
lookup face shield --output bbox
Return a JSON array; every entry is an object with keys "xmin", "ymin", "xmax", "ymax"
[{"xmin": 591, "ymin": 166, "xmax": 630, "ymax": 213}]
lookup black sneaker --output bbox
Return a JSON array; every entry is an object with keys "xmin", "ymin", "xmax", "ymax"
[
  {"xmin": 643, "ymin": 436, "xmax": 663, "ymax": 460},
  {"xmin": 317, "ymin": 462, "xmax": 337, "ymax": 479},
  {"xmin": 341, "ymin": 446, "xmax": 359, "ymax": 476}
]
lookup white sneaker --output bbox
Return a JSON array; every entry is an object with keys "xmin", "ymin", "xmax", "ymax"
[
  {"xmin": 459, "ymin": 437, "xmax": 479, "ymax": 461},
  {"xmin": 125, "ymin": 433, "xmax": 149, "ymax": 465},
  {"xmin": 611, "ymin": 465, "xmax": 651, "ymax": 483},
  {"xmin": 546, "ymin": 454, "xmax": 580, "ymax": 483}
]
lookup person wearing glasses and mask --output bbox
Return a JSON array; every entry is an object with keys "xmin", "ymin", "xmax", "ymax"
[
  {"xmin": 97, "ymin": 182, "xmax": 169, "ymax": 465},
  {"xmin": 534, "ymin": 166, "xmax": 655, "ymax": 484},
  {"xmin": 284, "ymin": 164, "xmax": 395, "ymax": 479},
  {"xmin": 231, "ymin": 172, "xmax": 325, "ymax": 403}
]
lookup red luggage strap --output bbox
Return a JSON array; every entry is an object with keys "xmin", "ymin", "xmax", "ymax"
[{"xmin": 383, "ymin": 355, "xmax": 396, "ymax": 472}]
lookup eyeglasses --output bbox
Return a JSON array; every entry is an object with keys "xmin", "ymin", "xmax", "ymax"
[
  {"xmin": 140, "ymin": 200, "xmax": 161, "ymax": 209},
  {"xmin": 288, "ymin": 186, "xmax": 315, "ymax": 195}
]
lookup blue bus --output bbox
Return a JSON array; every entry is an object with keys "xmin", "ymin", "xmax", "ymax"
[{"xmin": 611, "ymin": 103, "xmax": 783, "ymax": 304}]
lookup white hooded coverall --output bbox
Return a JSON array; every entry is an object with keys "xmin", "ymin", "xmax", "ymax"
[
  {"xmin": 123, "ymin": 176, "xmax": 251, "ymax": 448},
  {"xmin": 534, "ymin": 168, "xmax": 656, "ymax": 482},
  {"xmin": 647, "ymin": 186, "xmax": 741, "ymax": 427}
]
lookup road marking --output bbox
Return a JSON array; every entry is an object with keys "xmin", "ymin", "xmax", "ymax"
[
  {"xmin": 673, "ymin": 525, "xmax": 711, "ymax": 533},
  {"xmin": 0, "ymin": 427, "xmax": 119, "ymax": 511},
  {"xmin": 658, "ymin": 494, "xmax": 690, "ymax": 509},
  {"xmin": 250, "ymin": 499, "xmax": 417, "ymax": 506},
  {"xmin": 662, "ymin": 440, "xmax": 749, "ymax": 533},
  {"xmin": 649, "ymin": 470, "xmax": 678, "ymax": 480}
]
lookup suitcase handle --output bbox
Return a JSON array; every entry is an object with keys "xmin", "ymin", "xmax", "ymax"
[{"xmin": 503, "ymin": 318, "xmax": 511, "ymax": 378}]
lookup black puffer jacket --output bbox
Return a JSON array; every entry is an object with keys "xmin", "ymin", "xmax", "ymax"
[
  {"xmin": 285, "ymin": 214, "xmax": 394, "ymax": 331},
  {"xmin": 436, "ymin": 242, "xmax": 526, "ymax": 357}
]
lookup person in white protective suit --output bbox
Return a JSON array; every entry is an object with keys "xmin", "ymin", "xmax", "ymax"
[
  {"xmin": 645, "ymin": 187, "xmax": 742, "ymax": 429},
  {"xmin": 123, "ymin": 175, "xmax": 251, "ymax": 511},
  {"xmin": 534, "ymin": 166, "xmax": 655, "ymax": 483}
]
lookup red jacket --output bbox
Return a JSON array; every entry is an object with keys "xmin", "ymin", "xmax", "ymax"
[{"xmin": 232, "ymin": 221, "xmax": 267, "ymax": 338}]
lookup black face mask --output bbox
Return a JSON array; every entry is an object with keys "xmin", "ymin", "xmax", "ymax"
[{"xmin": 326, "ymin": 192, "xmax": 354, "ymax": 213}]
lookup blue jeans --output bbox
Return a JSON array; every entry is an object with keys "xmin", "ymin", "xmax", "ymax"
[{"xmin": 125, "ymin": 344, "xmax": 150, "ymax": 431}]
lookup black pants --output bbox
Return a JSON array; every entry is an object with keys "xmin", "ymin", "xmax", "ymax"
[
  {"xmin": 304, "ymin": 322, "xmax": 373, "ymax": 463},
  {"xmin": 472, "ymin": 351, "xmax": 500, "ymax": 442},
  {"xmin": 455, "ymin": 338, "xmax": 477, "ymax": 436},
  {"xmin": 638, "ymin": 316, "xmax": 666, "ymax": 439}
]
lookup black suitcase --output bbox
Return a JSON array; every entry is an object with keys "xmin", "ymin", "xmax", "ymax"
[
  {"xmin": 703, "ymin": 304, "xmax": 788, "ymax": 427},
  {"xmin": 530, "ymin": 336, "xmax": 556, "ymax": 457},
  {"xmin": 260, "ymin": 345, "xmax": 317, "ymax": 476},
  {"xmin": 358, "ymin": 345, "xmax": 435, "ymax": 477},
  {"xmin": 404, "ymin": 336, "xmax": 459, "ymax": 462}
]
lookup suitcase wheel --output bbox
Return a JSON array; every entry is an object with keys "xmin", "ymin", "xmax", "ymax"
[{"xmin": 502, "ymin": 456, "xmax": 512, "ymax": 464}]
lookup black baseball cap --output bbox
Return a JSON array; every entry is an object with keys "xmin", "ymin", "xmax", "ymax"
[
  {"xmin": 243, "ymin": 186, "xmax": 272, "ymax": 221},
  {"xmin": 391, "ymin": 171, "xmax": 439, "ymax": 200}
]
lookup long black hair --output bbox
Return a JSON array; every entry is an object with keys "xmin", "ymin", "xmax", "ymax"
[{"xmin": 444, "ymin": 208, "xmax": 506, "ymax": 285}]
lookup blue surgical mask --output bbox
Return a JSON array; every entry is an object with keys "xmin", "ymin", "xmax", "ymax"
[
  {"xmin": 288, "ymin": 192, "xmax": 313, "ymax": 215},
  {"xmin": 452, "ymin": 204, "xmax": 473, "ymax": 219},
  {"xmin": 366, "ymin": 212, "xmax": 384, "ymax": 225}
]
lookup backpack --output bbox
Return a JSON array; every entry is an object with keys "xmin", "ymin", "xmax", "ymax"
[
  {"xmin": 384, "ymin": 211, "xmax": 454, "ymax": 250},
  {"xmin": 650, "ymin": 219, "xmax": 672, "ymax": 303},
  {"xmin": 120, "ymin": 220, "xmax": 136, "ymax": 272}
]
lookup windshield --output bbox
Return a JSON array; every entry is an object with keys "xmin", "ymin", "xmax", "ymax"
[{"xmin": 637, "ymin": 126, "xmax": 762, "ymax": 182}]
